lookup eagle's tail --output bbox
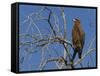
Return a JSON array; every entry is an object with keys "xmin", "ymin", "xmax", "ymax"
[
  {"xmin": 71, "ymin": 49, "xmax": 77, "ymax": 62},
  {"xmin": 78, "ymin": 49, "xmax": 82, "ymax": 59}
]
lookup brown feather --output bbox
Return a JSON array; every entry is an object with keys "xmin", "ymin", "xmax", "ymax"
[
  {"xmin": 72, "ymin": 18, "xmax": 85, "ymax": 60},
  {"xmin": 72, "ymin": 19, "xmax": 85, "ymax": 49}
]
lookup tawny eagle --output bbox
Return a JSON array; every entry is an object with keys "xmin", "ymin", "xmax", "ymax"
[{"xmin": 72, "ymin": 18, "xmax": 85, "ymax": 61}]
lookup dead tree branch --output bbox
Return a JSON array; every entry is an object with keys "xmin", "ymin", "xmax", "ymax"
[{"xmin": 74, "ymin": 48, "xmax": 96, "ymax": 66}]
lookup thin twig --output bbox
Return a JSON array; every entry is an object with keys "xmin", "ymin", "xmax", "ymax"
[
  {"xmin": 61, "ymin": 7, "xmax": 67, "ymax": 39},
  {"xmin": 45, "ymin": 7, "xmax": 57, "ymax": 36}
]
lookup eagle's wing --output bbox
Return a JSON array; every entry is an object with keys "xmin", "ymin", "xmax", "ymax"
[
  {"xmin": 72, "ymin": 26, "xmax": 78, "ymax": 48},
  {"xmin": 77, "ymin": 25, "xmax": 85, "ymax": 49},
  {"xmin": 81, "ymin": 31, "xmax": 85, "ymax": 49},
  {"xmin": 73, "ymin": 25, "xmax": 85, "ymax": 49},
  {"xmin": 72, "ymin": 27, "xmax": 75, "ymax": 46}
]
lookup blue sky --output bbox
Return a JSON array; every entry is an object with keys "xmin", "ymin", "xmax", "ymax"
[{"xmin": 19, "ymin": 4, "xmax": 96, "ymax": 71}]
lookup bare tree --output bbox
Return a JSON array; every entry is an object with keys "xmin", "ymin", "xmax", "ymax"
[{"xmin": 19, "ymin": 7, "xmax": 96, "ymax": 70}]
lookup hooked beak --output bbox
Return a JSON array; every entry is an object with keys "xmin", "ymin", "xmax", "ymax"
[{"xmin": 73, "ymin": 19, "xmax": 76, "ymax": 22}]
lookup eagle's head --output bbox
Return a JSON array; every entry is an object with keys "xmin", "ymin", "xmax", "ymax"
[{"xmin": 73, "ymin": 18, "xmax": 80, "ymax": 25}]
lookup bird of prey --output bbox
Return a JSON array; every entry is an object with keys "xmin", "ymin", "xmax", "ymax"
[{"xmin": 72, "ymin": 18, "xmax": 85, "ymax": 61}]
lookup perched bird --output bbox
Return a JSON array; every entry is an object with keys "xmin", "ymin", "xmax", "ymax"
[{"xmin": 72, "ymin": 18, "xmax": 85, "ymax": 61}]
